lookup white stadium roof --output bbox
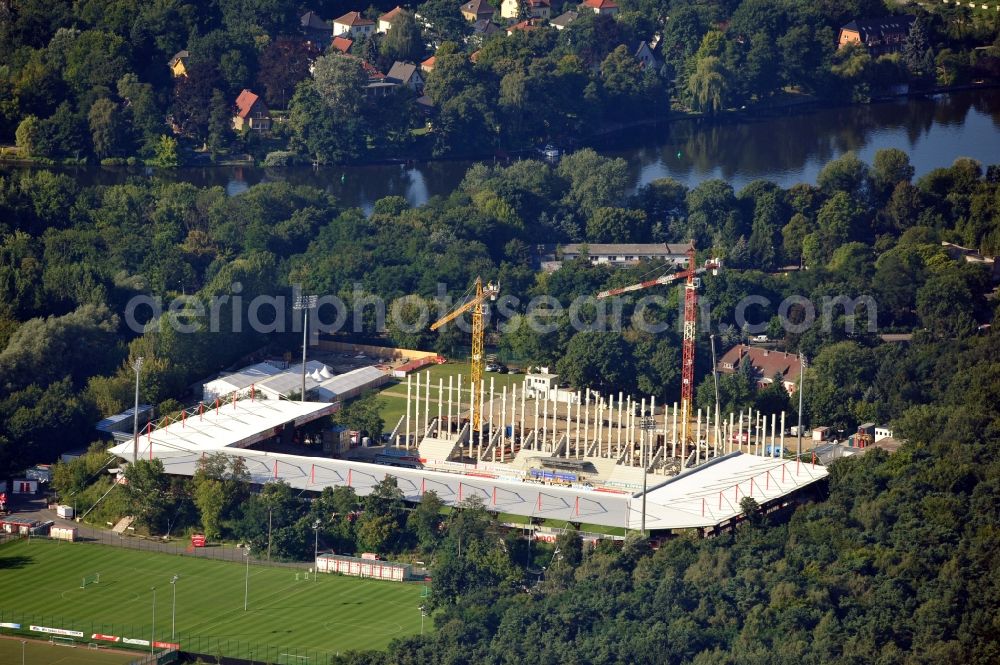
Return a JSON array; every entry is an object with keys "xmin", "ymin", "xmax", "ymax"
[
  {"xmin": 107, "ymin": 398, "xmax": 338, "ymax": 458},
  {"xmin": 110, "ymin": 392, "xmax": 828, "ymax": 530}
]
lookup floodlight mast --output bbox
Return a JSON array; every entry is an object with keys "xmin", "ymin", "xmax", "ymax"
[
  {"xmin": 294, "ymin": 295, "xmax": 318, "ymax": 402},
  {"xmin": 132, "ymin": 356, "xmax": 144, "ymax": 464}
]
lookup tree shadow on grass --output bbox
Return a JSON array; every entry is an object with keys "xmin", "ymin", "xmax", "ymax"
[{"xmin": 0, "ymin": 555, "xmax": 33, "ymax": 569}]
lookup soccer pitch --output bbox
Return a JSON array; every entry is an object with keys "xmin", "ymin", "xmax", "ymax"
[
  {"xmin": 0, "ymin": 539, "xmax": 426, "ymax": 661},
  {"xmin": 0, "ymin": 636, "xmax": 136, "ymax": 665}
]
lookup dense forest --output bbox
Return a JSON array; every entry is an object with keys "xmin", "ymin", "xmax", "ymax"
[{"xmin": 1, "ymin": 0, "xmax": 999, "ymax": 164}]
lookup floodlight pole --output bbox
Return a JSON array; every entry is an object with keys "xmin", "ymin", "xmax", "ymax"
[
  {"xmin": 244, "ymin": 549, "xmax": 250, "ymax": 611},
  {"xmin": 21, "ymin": 640, "xmax": 25, "ymax": 665},
  {"xmin": 150, "ymin": 586, "xmax": 156, "ymax": 654},
  {"xmin": 170, "ymin": 575, "xmax": 179, "ymax": 640},
  {"xmin": 797, "ymin": 352, "xmax": 805, "ymax": 459},
  {"xmin": 293, "ymin": 295, "xmax": 318, "ymax": 402},
  {"xmin": 313, "ymin": 520, "xmax": 320, "ymax": 583},
  {"xmin": 132, "ymin": 356, "xmax": 144, "ymax": 464},
  {"xmin": 639, "ymin": 416, "xmax": 656, "ymax": 536}
]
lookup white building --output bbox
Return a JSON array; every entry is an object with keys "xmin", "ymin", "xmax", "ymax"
[
  {"xmin": 560, "ymin": 242, "xmax": 693, "ymax": 267},
  {"xmin": 523, "ymin": 371, "xmax": 579, "ymax": 404},
  {"xmin": 333, "ymin": 11, "xmax": 375, "ymax": 38},
  {"xmin": 202, "ymin": 361, "xmax": 285, "ymax": 402}
]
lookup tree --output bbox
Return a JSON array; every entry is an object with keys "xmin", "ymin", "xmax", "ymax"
[
  {"xmin": 817, "ymin": 151, "xmax": 869, "ymax": 200},
  {"xmin": 916, "ymin": 271, "xmax": 977, "ymax": 339},
  {"xmin": 171, "ymin": 60, "xmax": 222, "ymax": 138},
  {"xmin": 903, "ymin": 17, "xmax": 933, "ymax": 78},
  {"xmin": 556, "ymin": 331, "xmax": 635, "ymax": 393},
  {"xmin": 150, "ymin": 135, "xmax": 178, "ymax": 167},
  {"xmin": 871, "ymin": 148, "xmax": 914, "ymax": 198},
  {"xmin": 557, "ymin": 149, "xmax": 630, "ymax": 216},
  {"xmin": 312, "ymin": 54, "xmax": 368, "ymax": 119},
  {"xmin": 408, "ymin": 490, "xmax": 445, "ymax": 551},
  {"xmin": 334, "ymin": 391, "xmax": 385, "ymax": 441},
  {"xmin": 418, "ymin": 0, "xmax": 469, "ymax": 43},
  {"xmin": 257, "ymin": 37, "xmax": 317, "ymax": 108},
  {"xmin": 122, "ymin": 458, "xmax": 171, "ymax": 532},
  {"xmin": 380, "ymin": 11, "xmax": 423, "ymax": 64},
  {"xmin": 687, "ymin": 56, "xmax": 729, "ymax": 114},
  {"xmin": 387, "ymin": 294, "xmax": 434, "ymax": 349},
  {"xmin": 586, "ymin": 207, "xmax": 647, "ymax": 243},
  {"xmin": 15, "ymin": 115, "xmax": 39, "ymax": 156},
  {"xmin": 206, "ymin": 89, "xmax": 232, "ymax": 158},
  {"xmin": 88, "ymin": 97, "xmax": 126, "ymax": 158},
  {"xmin": 288, "ymin": 79, "xmax": 366, "ymax": 164},
  {"xmin": 117, "ymin": 73, "xmax": 162, "ymax": 153}
]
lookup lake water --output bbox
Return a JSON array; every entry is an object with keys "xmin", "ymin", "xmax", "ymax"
[{"xmin": 6, "ymin": 88, "xmax": 1000, "ymax": 213}]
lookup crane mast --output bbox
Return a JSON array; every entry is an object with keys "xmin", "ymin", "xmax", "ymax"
[
  {"xmin": 681, "ymin": 246, "xmax": 698, "ymax": 446},
  {"xmin": 595, "ymin": 243, "xmax": 720, "ymax": 445},
  {"xmin": 430, "ymin": 277, "xmax": 499, "ymax": 431}
]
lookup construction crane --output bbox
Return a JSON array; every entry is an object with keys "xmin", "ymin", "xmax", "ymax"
[
  {"xmin": 596, "ymin": 243, "xmax": 720, "ymax": 445},
  {"xmin": 430, "ymin": 277, "xmax": 499, "ymax": 431}
]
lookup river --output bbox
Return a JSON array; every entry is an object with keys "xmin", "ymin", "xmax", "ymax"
[{"xmin": 4, "ymin": 88, "xmax": 1000, "ymax": 213}]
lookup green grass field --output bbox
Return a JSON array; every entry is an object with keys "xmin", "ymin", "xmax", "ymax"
[
  {"xmin": 376, "ymin": 362, "xmax": 529, "ymax": 435},
  {"xmin": 0, "ymin": 539, "xmax": 425, "ymax": 662},
  {"xmin": 0, "ymin": 637, "xmax": 136, "ymax": 665}
]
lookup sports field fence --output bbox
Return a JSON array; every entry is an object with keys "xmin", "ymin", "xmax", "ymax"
[{"xmin": 0, "ymin": 609, "xmax": 339, "ymax": 664}]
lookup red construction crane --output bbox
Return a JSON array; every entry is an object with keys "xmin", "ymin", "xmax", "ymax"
[{"xmin": 596, "ymin": 243, "xmax": 721, "ymax": 445}]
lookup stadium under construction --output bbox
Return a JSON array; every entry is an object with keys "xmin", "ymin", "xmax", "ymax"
[{"xmin": 107, "ymin": 372, "xmax": 828, "ymax": 534}]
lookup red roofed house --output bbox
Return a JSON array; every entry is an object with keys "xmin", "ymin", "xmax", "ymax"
[
  {"xmin": 506, "ymin": 18, "xmax": 542, "ymax": 34},
  {"xmin": 421, "ymin": 55, "xmax": 436, "ymax": 73},
  {"xmin": 232, "ymin": 89, "xmax": 270, "ymax": 132},
  {"xmin": 580, "ymin": 0, "xmax": 618, "ymax": 16},
  {"xmin": 331, "ymin": 36, "xmax": 354, "ymax": 53},
  {"xmin": 333, "ymin": 11, "xmax": 376, "ymax": 38},
  {"xmin": 501, "ymin": 0, "xmax": 550, "ymax": 20},
  {"xmin": 717, "ymin": 345, "xmax": 802, "ymax": 394},
  {"xmin": 378, "ymin": 6, "xmax": 404, "ymax": 33}
]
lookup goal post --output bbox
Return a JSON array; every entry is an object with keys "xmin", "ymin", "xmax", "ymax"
[
  {"xmin": 50, "ymin": 636, "xmax": 76, "ymax": 647},
  {"xmin": 80, "ymin": 572, "xmax": 101, "ymax": 588}
]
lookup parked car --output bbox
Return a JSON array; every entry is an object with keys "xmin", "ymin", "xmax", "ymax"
[{"xmin": 752, "ymin": 335, "xmax": 769, "ymax": 343}]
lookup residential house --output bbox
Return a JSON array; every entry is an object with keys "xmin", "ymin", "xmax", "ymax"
[
  {"xmin": 461, "ymin": 0, "xmax": 496, "ymax": 22},
  {"xmin": 300, "ymin": 11, "xmax": 332, "ymax": 44},
  {"xmin": 717, "ymin": 345, "xmax": 803, "ymax": 394},
  {"xmin": 550, "ymin": 10, "xmax": 578, "ymax": 30},
  {"xmin": 378, "ymin": 6, "xmax": 405, "ymax": 32},
  {"xmin": 386, "ymin": 61, "xmax": 424, "ymax": 92},
  {"xmin": 331, "ymin": 36, "xmax": 354, "ymax": 54},
  {"xmin": 500, "ymin": 0, "xmax": 550, "ymax": 21},
  {"xmin": 580, "ymin": 0, "xmax": 618, "ymax": 16},
  {"xmin": 168, "ymin": 50, "xmax": 189, "ymax": 77},
  {"xmin": 333, "ymin": 11, "xmax": 376, "ymax": 38},
  {"xmin": 634, "ymin": 41, "xmax": 660, "ymax": 70},
  {"xmin": 941, "ymin": 241, "xmax": 999, "ymax": 282},
  {"xmin": 232, "ymin": 89, "xmax": 270, "ymax": 132},
  {"xmin": 421, "ymin": 55, "xmax": 436, "ymax": 73},
  {"xmin": 472, "ymin": 18, "xmax": 502, "ymax": 39},
  {"xmin": 559, "ymin": 242, "xmax": 693, "ymax": 267},
  {"xmin": 838, "ymin": 15, "xmax": 915, "ymax": 57},
  {"xmin": 507, "ymin": 18, "xmax": 542, "ymax": 34}
]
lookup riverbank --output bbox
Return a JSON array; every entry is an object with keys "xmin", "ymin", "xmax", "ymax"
[{"xmin": 2, "ymin": 86, "xmax": 999, "ymax": 211}]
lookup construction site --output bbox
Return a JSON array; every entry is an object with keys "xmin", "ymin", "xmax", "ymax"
[{"xmin": 107, "ymin": 245, "xmax": 830, "ymax": 534}]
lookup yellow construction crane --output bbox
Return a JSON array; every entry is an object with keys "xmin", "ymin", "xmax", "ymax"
[{"xmin": 430, "ymin": 277, "xmax": 499, "ymax": 430}]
